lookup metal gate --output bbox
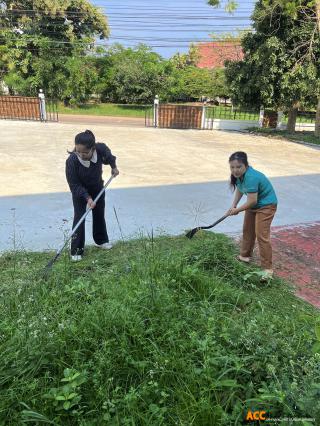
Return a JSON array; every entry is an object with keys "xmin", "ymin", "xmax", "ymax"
[
  {"xmin": 145, "ymin": 103, "xmax": 260, "ymax": 130},
  {"xmin": 145, "ymin": 104, "xmax": 205, "ymax": 129},
  {"xmin": 0, "ymin": 96, "xmax": 58, "ymax": 122},
  {"xmin": 159, "ymin": 104, "xmax": 203, "ymax": 129}
]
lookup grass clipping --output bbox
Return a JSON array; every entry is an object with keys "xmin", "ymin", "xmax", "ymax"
[{"xmin": 0, "ymin": 233, "xmax": 319, "ymax": 425}]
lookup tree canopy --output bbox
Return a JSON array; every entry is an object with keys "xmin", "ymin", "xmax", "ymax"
[
  {"xmin": 95, "ymin": 45, "xmax": 171, "ymax": 104},
  {"xmin": 0, "ymin": 0, "xmax": 109, "ymax": 102},
  {"xmin": 222, "ymin": 0, "xmax": 319, "ymax": 132},
  {"xmin": 259, "ymin": 0, "xmax": 320, "ymax": 134},
  {"xmin": 207, "ymin": 0, "xmax": 238, "ymax": 12}
]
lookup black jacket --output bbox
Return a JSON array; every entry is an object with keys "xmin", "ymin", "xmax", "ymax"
[{"xmin": 66, "ymin": 143, "xmax": 116, "ymax": 200}]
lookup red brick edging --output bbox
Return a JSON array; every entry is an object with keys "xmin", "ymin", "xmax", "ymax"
[{"xmin": 271, "ymin": 222, "xmax": 320, "ymax": 308}]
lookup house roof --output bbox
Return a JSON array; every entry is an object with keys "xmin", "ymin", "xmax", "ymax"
[{"xmin": 196, "ymin": 41, "xmax": 244, "ymax": 69}]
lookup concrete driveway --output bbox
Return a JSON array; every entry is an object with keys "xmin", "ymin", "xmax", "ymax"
[{"xmin": 1, "ymin": 120, "xmax": 319, "ymax": 253}]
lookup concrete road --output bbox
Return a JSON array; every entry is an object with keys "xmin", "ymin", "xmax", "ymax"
[{"xmin": 0, "ymin": 120, "xmax": 319, "ymax": 253}]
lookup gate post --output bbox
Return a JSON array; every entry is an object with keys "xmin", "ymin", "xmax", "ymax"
[
  {"xmin": 259, "ymin": 106, "xmax": 264, "ymax": 128},
  {"xmin": 201, "ymin": 101, "xmax": 207, "ymax": 129},
  {"xmin": 276, "ymin": 111, "xmax": 284, "ymax": 129},
  {"xmin": 38, "ymin": 89, "xmax": 47, "ymax": 122},
  {"xmin": 153, "ymin": 95, "xmax": 159, "ymax": 128}
]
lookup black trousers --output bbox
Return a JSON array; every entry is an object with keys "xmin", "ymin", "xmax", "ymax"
[{"xmin": 71, "ymin": 187, "xmax": 109, "ymax": 256}]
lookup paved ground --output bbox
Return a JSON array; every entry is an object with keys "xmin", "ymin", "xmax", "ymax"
[{"xmin": 0, "ymin": 119, "xmax": 319, "ymax": 307}]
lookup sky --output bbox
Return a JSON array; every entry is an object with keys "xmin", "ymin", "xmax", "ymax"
[{"xmin": 92, "ymin": 0, "xmax": 256, "ymax": 58}]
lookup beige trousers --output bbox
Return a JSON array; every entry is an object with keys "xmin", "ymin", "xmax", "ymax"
[{"xmin": 240, "ymin": 205, "xmax": 277, "ymax": 269}]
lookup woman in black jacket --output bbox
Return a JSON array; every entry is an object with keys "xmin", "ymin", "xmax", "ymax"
[{"xmin": 66, "ymin": 130, "xmax": 119, "ymax": 261}]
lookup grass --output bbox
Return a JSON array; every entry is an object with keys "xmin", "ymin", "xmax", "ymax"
[
  {"xmin": 282, "ymin": 114, "xmax": 316, "ymax": 124},
  {"xmin": 57, "ymin": 103, "xmax": 150, "ymax": 118},
  {"xmin": 1, "ymin": 232, "xmax": 319, "ymax": 425},
  {"xmin": 248, "ymin": 128, "xmax": 320, "ymax": 146},
  {"xmin": 56, "ymin": 103, "xmax": 261, "ymax": 122}
]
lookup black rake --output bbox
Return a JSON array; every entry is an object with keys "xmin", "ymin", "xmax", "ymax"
[{"xmin": 185, "ymin": 214, "xmax": 229, "ymax": 239}]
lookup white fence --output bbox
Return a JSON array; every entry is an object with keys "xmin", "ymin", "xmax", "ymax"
[
  {"xmin": 150, "ymin": 98, "xmax": 316, "ymax": 132},
  {"xmin": 203, "ymin": 118, "xmax": 259, "ymax": 130}
]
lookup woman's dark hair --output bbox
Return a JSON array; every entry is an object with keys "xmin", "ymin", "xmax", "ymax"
[
  {"xmin": 75, "ymin": 129, "xmax": 95, "ymax": 149},
  {"xmin": 68, "ymin": 130, "xmax": 96, "ymax": 154},
  {"xmin": 229, "ymin": 151, "xmax": 249, "ymax": 191}
]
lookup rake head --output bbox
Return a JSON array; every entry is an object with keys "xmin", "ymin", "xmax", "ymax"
[
  {"xmin": 41, "ymin": 253, "xmax": 60, "ymax": 281},
  {"xmin": 186, "ymin": 215, "xmax": 228, "ymax": 240},
  {"xmin": 185, "ymin": 227, "xmax": 200, "ymax": 239}
]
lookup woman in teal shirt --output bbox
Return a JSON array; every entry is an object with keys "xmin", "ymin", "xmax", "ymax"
[{"xmin": 226, "ymin": 151, "xmax": 277, "ymax": 279}]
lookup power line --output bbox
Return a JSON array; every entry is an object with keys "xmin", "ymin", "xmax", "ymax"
[
  {"xmin": 0, "ymin": 5, "xmax": 252, "ymax": 54},
  {"xmin": 4, "ymin": 15, "xmax": 252, "ymax": 20},
  {"xmin": 0, "ymin": 23, "xmax": 251, "ymax": 30},
  {"xmin": 0, "ymin": 25, "xmax": 250, "ymax": 32},
  {"xmin": 95, "ymin": 6, "xmax": 253, "ymax": 11},
  {"xmin": 0, "ymin": 33, "xmax": 244, "ymax": 44},
  {"xmin": 1, "ymin": 43, "xmax": 242, "ymax": 51},
  {"xmin": 0, "ymin": 19, "xmax": 252, "ymax": 34},
  {"xmin": 1, "ymin": 7, "xmax": 254, "ymax": 13},
  {"xmin": 1, "ymin": 10, "xmax": 252, "ymax": 19},
  {"xmin": 0, "ymin": 27, "xmax": 250, "ymax": 43}
]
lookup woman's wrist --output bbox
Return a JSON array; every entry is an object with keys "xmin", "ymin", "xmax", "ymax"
[{"xmin": 112, "ymin": 166, "xmax": 119, "ymax": 176}]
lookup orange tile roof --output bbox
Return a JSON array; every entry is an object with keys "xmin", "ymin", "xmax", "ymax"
[{"xmin": 196, "ymin": 41, "xmax": 244, "ymax": 68}]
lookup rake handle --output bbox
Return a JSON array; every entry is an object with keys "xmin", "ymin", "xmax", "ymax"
[
  {"xmin": 45, "ymin": 175, "xmax": 114, "ymax": 269},
  {"xmin": 70, "ymin": 175, "xmax": 114, "ymax": 240},
  {"xmin": 186, "ymin": 214, "xmax": 228, "ymax": 239},
  {"xmin": 197, "ymin": 214, "xmax": 228, "ymax": 230}
]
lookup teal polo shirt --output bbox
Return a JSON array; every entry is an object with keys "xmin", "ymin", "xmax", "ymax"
[{"xmin": 236, "ymin": 166, "xmax": 278, "ymax": 209}]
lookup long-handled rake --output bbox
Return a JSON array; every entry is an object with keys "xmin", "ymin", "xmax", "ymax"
[
  {"xmin": 43, "ymin": 175, "xmax": 114, "ymax": 278},
  {"xmin": 185, "ymin": 214, "xmax": 229, "ymax": 239}
]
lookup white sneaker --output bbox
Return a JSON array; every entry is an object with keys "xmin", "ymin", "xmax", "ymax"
[
  {"xmin": 260, "ymin": 269, "xmax": 274, "ymax": 281},
  {"xmin": 96, "ymin": 242, "xmax": 113, "ymax": 250},
  {"xmin": 71, "ymin": 255, "xmax": 82, "ymax": 262}
]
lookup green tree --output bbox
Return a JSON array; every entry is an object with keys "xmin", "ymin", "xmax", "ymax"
[
  {"xmin": 207, "ymin": 0, "xmax": 238, "ymax": 12},
  {"xmin": 209, "ymin": 0, "xmax": 320, "ymax": 135},
  {"xmin": 260, "ymin": 0, "xmax": 320, "ymax": 135},
  {"xmin": 211, "ymin": 68, "xmax": 230, "ymax": 101},
  {"xmin": 223, "ymin": 1, "xmax": 319, "ymax": 132},
  {"xmin": 0, "ymin": 0, "xmax": 108, "ymax": 103},
  {"xmin": 96, "ymin": 45, "xmax": 170, "ymax": 104},
  {"xmin": 165, "ymin": 65, "xmax": 230, "ymax": 102},
  {"xmin": 166, "ymin": 66, "xmax": 213, "ymax": 100},
  {"xmin": 169, "ymin": 44, "xmax": 200, "ymax": 69}
]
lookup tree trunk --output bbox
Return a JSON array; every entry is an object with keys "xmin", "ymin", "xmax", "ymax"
[
  {"xmin": 286, "ymin": 106, "xmax": 298, "ymax": 133},
  {"xmin": 315, "ymin": 97, "xmax": 320, "ymax": 137},
  {"xmin": 63, "ymin": 98, "xmax": 71, "ymax": 107}
]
